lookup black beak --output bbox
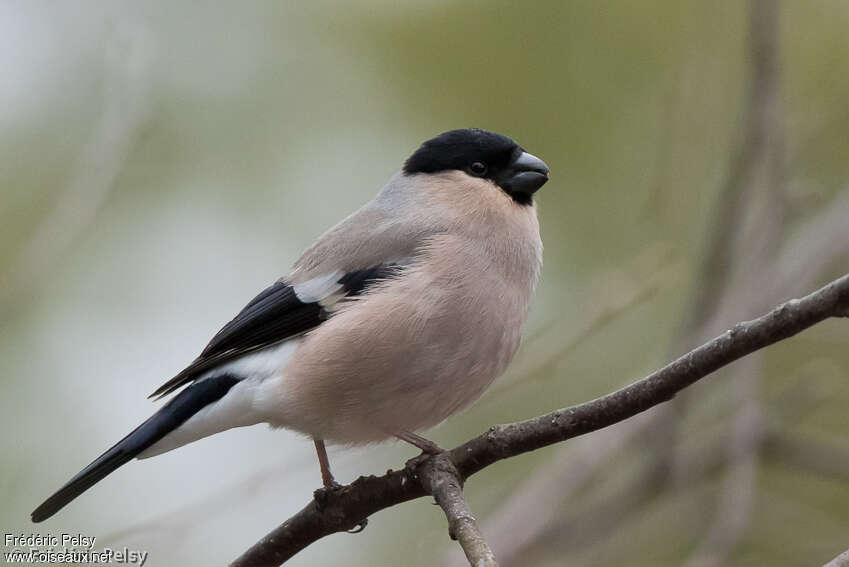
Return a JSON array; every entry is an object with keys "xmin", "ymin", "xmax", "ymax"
[{"xmin": 502, "ymin": 151, "xmax": 550, "ymax": 197}]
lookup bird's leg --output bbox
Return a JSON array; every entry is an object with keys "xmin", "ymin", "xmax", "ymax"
[
  {"xmin": 312, "ymin": 439, "xmax": 367, "ymax": 533},
  {"xmin": 313, "ymin": 439, "xmax": 338, "ymax": 488}
]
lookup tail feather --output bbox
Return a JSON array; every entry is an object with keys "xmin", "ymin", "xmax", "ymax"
[{"xmin": 31, "ymin": 374, "xmax": 240, "ymax": 522}]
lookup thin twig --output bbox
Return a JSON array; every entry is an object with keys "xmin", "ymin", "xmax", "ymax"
[
  {"xmin": 416, "ymin": 454, "xmax": 498, "ymax": 567},
  {"xmin": 230, "ymin": 272, "xmax": 849, "ymax": 567},
  {"xmin": 484, "ymin": 259, "xmax": 672, "ymax": 403}
]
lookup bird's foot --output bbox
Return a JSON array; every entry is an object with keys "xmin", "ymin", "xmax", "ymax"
[
  {"xmin": 312, "ymin": 481, "xmax": 343, "ymax": 509},
  {"xmin": 405, "ymin": 452, "xmax": 431, "ymax": 470},
  {"xmin": 404, "ymin": 444, "xmax": 446, "ymax": 470},
  {"xmin": 312, "ymin": 482, "xmax": 368, "ymax": 534},
  {"xmin": 347, "ymin": 518, "xmax": 368, "ymax": 534}
]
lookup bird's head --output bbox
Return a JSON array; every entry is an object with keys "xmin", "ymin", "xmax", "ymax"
[{"xmin": 402, "ymin": 128, "xmax": 549, "ymax": 205}]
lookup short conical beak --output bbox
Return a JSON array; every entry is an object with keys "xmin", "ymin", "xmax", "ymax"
[{"xmin": 503, "ymin": 151, "xmax": 550, "ymax": 196}]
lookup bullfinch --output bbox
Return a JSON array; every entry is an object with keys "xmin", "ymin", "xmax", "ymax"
[{"xmin": 32, "ymin": 128, "xmax": 549, "ymax": 522}]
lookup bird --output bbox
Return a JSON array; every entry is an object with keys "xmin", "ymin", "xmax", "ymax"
[{"xmin": 31, "ymin": 128, "xmax": 549, "ymax": 522}]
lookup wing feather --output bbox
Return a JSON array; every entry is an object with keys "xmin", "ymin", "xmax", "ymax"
[{"xmin": 149, "ymin": 263, "xmax": 404, "ymax": 399}]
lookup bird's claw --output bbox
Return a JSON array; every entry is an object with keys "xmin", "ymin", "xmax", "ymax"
[
  {"xmin": 313, "ymin": 481, "xmax": 343, "ymax": 509},
  {"xmin": 347, "ymin": 518, "xmax": 368, "ymax": 534},
  {"xmin": 405, "ymin": 449, "xmax": 441, "ymax": 470}
]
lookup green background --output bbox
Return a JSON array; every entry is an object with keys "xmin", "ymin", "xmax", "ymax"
[{"xmin": 1, "ymin": 1, "xmax": 848, "ymax": 565}]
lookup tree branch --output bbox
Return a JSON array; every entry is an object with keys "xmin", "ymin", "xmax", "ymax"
[
  {"xmin": 417, "ymin": 454, "xmax": 498, "ymax": 566},
  {"xmin": 230, "ymin": 272, "xmax": 849, "ymax": 567}
]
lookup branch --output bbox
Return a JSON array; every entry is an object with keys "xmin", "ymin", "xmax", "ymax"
[
  {"xmin": 417, "ymin": 454, "xmax": 498, "ymax": 566},
  {"xmin": 230, "ymin": 272, "xmax": 849, "ymax": 567}
]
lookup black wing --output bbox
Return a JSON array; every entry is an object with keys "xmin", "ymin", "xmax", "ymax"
[{"xmin": 149, "ymin": 263, "xmax": 403, "ymax": 399}]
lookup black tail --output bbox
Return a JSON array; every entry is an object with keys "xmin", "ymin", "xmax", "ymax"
[{"xmin": 31, "ymin": 374, "xmax": 239, "ymax": 522}]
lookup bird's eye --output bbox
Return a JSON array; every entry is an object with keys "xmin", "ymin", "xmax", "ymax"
[{"xmin": 469, "ymin": 162, "xmax": 488, "ymax": 176}]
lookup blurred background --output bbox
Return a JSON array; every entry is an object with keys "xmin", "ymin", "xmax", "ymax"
[{"xmin": 2, "ymin": 1, "xmax": 848, "ymax": 565}]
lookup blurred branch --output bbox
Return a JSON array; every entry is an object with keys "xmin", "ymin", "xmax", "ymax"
[
  {"xmin": 459, "ymin": 413, "xmax": 657, "ymax": 567},
  {"xmin": 535, "ymin": 418, "xmax": 849, "ymax": 566},
  {"xmin": 555, "ymin": 362, "xmax": 847, "ymax": 562},
  {"xmin": 641, "ymin": 66, "xmax": 685, "ymax": 219},
  {"xmin": 684, "ymin": 0, "xmax": 785, "ymax": 340},
  {"xmin": 230, "ymin": 272, "xmax": 849, "ymax": 567},
  {"xmin": 0, "ymin": 26, "xmax": 153, "ymax": 314},
  {"xmin": 684, "ymin": 2, "xmax": 786, "ymax": 564},
  {"xmin": 98, "ymin": 466, "xmax": 280, "ymax": 547},
  {"xmin": 455, "ymin": 246, "xmax": 681, "ymax": 562},
  {"xmin": 775, "ymin": 184, "xmax": 849, "ymax": 291},
  {"xmin": 501, "ymin": 369, "xmax": 849, "ymax": 566},
  {"xmin": 824, "ymin": 549, "xmax": 849, "ymax": 567},
  {"xmin": 765, "ymin": 432, "xmax": 849, "ymax": 482},
  {"xmin": 486, "ymin": 1, "xmax": 792, "ymax": 548},
  {"xmin": 536, "ymin": 416, "xmax": 757, "ymax": 566},
  {"xmin": 475, "ymin": 0, "xmax": 849, "ymax": 559},
  {"xmin": 484, "ymin": 249, "xmax": 676, "ymax": 403},
  {"xmin": 684, "ymin": 388, "xmax": 764, "ymax": 567}
]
